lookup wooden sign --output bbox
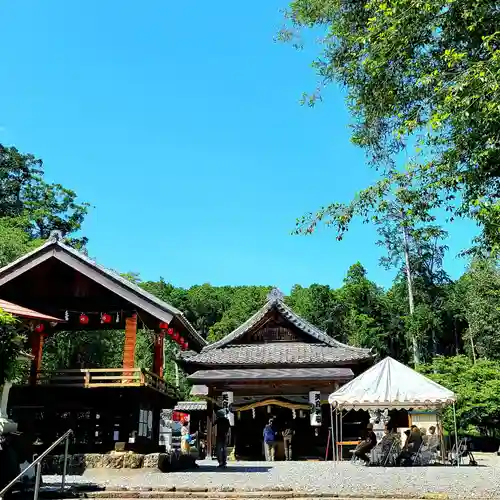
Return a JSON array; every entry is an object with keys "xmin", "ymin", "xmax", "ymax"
[{"xmin": 249, "ymin": 326, "xmax": 300, "ymax": 343}]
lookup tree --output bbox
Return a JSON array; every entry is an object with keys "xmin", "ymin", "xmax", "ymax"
[
  {"xmin": 420, "ymin": 356, "xmax": 500, "ymax": 435},
  {"xmin": 280, "ymin": 0, "xmax": 500, "ymax": 255},
  {"xmin": 457, "ymin": 258, "xmax": 500, "ymax": 361},
  {"xmin": 0, "ymin": 310, "xmax": 22, "ymax": 385},
  {"xmin": 0, "ymin": 144, "xmax": 90, "ymax": 248},
  {"xmin": 295, "ymin": 169, "xmax": 447, "ymax": 364},
  {"xmin": 0, "ymin": 217, "xmax": 43, "ymax": 267},
  {"xmin": 287, "ymin": 284, "xmax": 346, "ymax": 339},
  {"xmin": 338, "ymin": 263, "xmax": 390, "ymax": 353}
]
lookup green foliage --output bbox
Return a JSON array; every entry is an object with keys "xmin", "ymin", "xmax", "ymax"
[
  {"xmin": 42, "ymin": 330, "xmax": 124, "ymax": 371},
  {"xmin": 420, "ymin": 356, "xmax": 500, "ymax": 435},
  {"xmin": 280, "ymin": 0, "xmax": 500, "ymax": 256},
  {"xmin": 0, "ymin": 309, "xmax": 22, "ymax": 384},
  {"xmin": 0, "ymin": 144, "xmax": 90, "ymax": 248}
]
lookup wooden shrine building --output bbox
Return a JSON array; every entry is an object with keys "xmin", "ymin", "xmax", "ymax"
[
  {"xmin": 178, "ymin": 288, "xmax": 373, "ymax": 460},
  {"xmin": 0, "ymin": 231, "xmax": 206, "ymax": 452}
]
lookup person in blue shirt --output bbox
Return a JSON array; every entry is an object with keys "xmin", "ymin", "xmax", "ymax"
[{"xmin": 263, "ymin": 418, "xmax": 276, "ymax": 461}]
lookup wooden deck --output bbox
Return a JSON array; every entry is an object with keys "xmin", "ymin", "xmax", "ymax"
[{"xmin": 33, "ymin": 368, "xmax": 176, "ymax": 397}]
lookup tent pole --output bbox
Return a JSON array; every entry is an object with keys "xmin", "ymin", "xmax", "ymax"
[
  {"xmin": 329, "ymin": 404, "xmax": 335, "ymax": 462},
  {"xmin": 335, "ymin": 408, "xmax": 339, "ymax": 461},
  {"xmin": 452, "ymin": 402, "xmax": 459, "ymax": 467},
  {"xmin": 340, "ymin": 410, "xmax": 344, "ymax": 461}
]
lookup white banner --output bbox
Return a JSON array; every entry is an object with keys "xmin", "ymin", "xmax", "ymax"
[
  {"xmin": 222, "ymin": 391, "xmax": 234, "ymax": 426},
  {"xmin": 309, "ymin": 391, "xmax": 322, "ymax": 426}
]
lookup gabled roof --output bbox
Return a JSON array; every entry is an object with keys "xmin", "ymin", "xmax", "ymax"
[
  {"xmin": 0, "ymin": 299, "xmax": 63, "ymax": 322},
  {"xmin": 181, "ymin": 343, "xmax": 371, "ymax": 366},
  {"xmin": 0, "ymin": 232, "xmax": 206, "ymax": 349},
  {"xmin": 201, "ymin": 288, "xmax": 371, "ymax": 355},
  {"xmin": 328, "ymin": 356, "xmax": 456, "ymax": 410}
]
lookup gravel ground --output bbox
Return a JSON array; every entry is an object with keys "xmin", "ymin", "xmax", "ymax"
[{"xmin": 44, "ymin": 454, "xmax": 500, "ymax": 498}]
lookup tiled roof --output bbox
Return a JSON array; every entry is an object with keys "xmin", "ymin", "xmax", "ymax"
[
  {"xmin": 0, "ymin": 233, "xmax": 206, "ymax": 349},
  {"xmin": 182, "ymin": 342, "xmax": 372, "ymax": 366},
  {"xmin": 202, "ymin": 291, "xmax": 371, "ymax": 356},
  {"xmin": 188, "ymin": 367, "xmax": 354, "ymax": 382},
  {"xmin": 174, "ymin": 401, "xmax": 207, "ymax": 411},
  {"xmin": 0, "ymin": 299, "xmax": 63, "ymax": 322}
]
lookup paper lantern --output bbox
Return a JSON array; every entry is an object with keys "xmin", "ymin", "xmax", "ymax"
[
  {"xmin": 34, "ymin": 323, "xmax": 45, "ymax": 333},
  {"xmin": 167, "ymin": 328, "xmax": 174, "ymax": 336},
  {"xmin": 79, "ymin": 314, "xmax": 89, "ymax": 325},
  {"xmin": 179, "ymin": 336, "xmax": 185, "ymax": 345},
  {"xmin": 173, "ymin": 332, "xmax": 180, "ymax": 341},
  {"xmin": 101, "ymin": 313, "xmax": 112, "ymax": 324},
  {"xmin": 159, "ymin": 322, "xmax": 169, "ymax": 329},
  {"xmin": 183, "ymin": 341, "xmax": 189, "ymax": 351}
]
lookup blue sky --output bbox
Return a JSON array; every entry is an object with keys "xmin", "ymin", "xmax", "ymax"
[{"xmin": 0, "ymin": 1, "xmax": 476, "ymax": 292}]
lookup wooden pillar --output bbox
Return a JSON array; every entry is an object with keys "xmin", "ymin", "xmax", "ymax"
[
  {"xmin": 123, "ymin": 314, "xmax": 138, "ymax": 370},
  {"xmin": 153, "ymin": 331, "xmax": 165, "ymax": 377},
  {"xmin": 30, "ymin": 332, "xmax": 47, "ymax": 385}
]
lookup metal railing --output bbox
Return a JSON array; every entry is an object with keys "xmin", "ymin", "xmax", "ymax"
[{"xmin": 0, "ymin": 429, "xmax": 73, "ymax": 500}]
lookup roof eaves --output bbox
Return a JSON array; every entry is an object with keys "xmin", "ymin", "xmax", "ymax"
[{"xmin": 0, "ymin": 238, "xmax": 206, "ymax": 348}]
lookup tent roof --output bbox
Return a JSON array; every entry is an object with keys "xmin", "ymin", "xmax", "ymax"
[{"xmin": 328, "ymin": 356, "xmax": 456, "ymax": 410}]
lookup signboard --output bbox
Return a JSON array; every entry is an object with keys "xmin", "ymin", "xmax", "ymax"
[
  {"xmin": 222, "ymin": 391, "xmax": 234, "ymax": 426},
  {"xmin": 309, "ymin": 391, "xmax": 322, "ymax": 426},
  {"xmin": 159, "ymin": 409, "xmax": 173, "ymax": 451}
]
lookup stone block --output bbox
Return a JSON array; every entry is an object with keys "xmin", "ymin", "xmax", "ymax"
[{"xmin": 123, "ymin": 452, "xmax": 144, "ymax": 468}]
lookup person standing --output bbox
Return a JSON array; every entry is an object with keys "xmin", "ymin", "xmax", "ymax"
[
  {"xmin": 214, "ymin": 410, "xmax": 230, "ymax": 468},
  {"xmin": 263, "ymin": 418, "xmax": 276, "ymax": 461},
  {"xmin": 282, "ymin": 421, "xmax": 294, "ymax": 461}
]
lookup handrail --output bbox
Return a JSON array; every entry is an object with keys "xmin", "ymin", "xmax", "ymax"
[{"xmin": 0, "ymin": 428, "xmax": 73, "ymax": 500}]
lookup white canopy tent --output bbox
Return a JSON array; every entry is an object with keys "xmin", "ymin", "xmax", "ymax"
[
  {"xmin": 327, "ymin": 356, "xmax": 458, "ymax": 464},
  {"xmin": 328, "ymin": 356, "xmax": 456, "ymax": 409}
]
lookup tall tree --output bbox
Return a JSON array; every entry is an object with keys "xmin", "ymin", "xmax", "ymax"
[
  {"xmin": 0, "ymin": 144, "xmax": 90, "ymax": 248},
  {"xmin": 280, "ymin": 0, "xmax": 500, "ymax": 256},
  {"xmin": 295, "ymin": 169, "xmax": 446, "ymax": 364}
]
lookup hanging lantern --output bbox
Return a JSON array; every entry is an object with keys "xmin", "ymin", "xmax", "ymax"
[
  {"xmin": 64, "ymin": 310, "xmax": 69, "ymax": 321},
  {"xmin": 34, "ymin": 323, "xmax": 45, "ymax": 333},
  {"xmin": 115, "ymin": 312, "xmax": 120, "ymax": 323},
  {"xmin": 252, "ymin": 408, "xmax": 256, "ymax": 419},
  {"xmin": 173, "ymin": 332, "xmax": 180, "ymax": 341},
  {"xmin": 179, "ymin": 336, "xmax": 185, "ymax": 345},
  {"xmin": 292, "ymin": 409, "xmax": 297, "ymax": 420},
  {"xmin": 79, "ymin": 314, "xmax": 89, "ymax": 325},
  {"xmin": 167, "ymin": 328, "xmax": 174, "ymax": 336},
  {"xmin": 184, "ymin": 341, "xmax": 189, "ymax": 351},
  {"xmin": 159, "ymin": 322, "xmax": 169, "ymax": 330},
  {"xmin": 101, "ymin": 313, "xmax": 112, "ymax": 324}
]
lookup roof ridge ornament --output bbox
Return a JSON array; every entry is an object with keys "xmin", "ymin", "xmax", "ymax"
[
  {"xmin": 48, "ymin": 230, "xmax": 63, "ymax": 242},
  {"xmin": 267, "ymin": 287, "xmax": 284, "ymax": 303}
]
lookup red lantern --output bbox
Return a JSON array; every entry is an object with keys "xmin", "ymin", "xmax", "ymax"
[
  {"xmin": 184, "ymin": 341, "xmax": 189, "ymax": 351},
  {"xmin": 167, "ymin": 328, "xmax": 174, "ymax": 336},
  {"xmin": 179, "ymin": 336, "xmax": 185, "ymax": 345},
  {"xmin": 79, "ymin": 314, "xmax": 89, "ymax": 325},
  {"xmin": 159, "ymin": 322, "xmax": 169, "ymax": 330},
  {"xmin": 173, "ymin": 331, "xmax": 179, "ymax": 341},
  {"xmin": 34, "ymin": 323, "xmax": 45, "ymax": 333},
  {"xmin": 101, "ymin": 313, "xmax": 112, "ymax": 324}
]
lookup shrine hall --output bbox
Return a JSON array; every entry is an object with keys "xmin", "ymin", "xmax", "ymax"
[
  {"xmin": 178, "ymin": 288, "xmax": 374, "ymax": 460},
  {"xmin": 0, "ymin": 231, "xmax": 205, "ymax": 452}
]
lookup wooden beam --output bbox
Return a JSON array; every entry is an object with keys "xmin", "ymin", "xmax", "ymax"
[
  {"xmin": 123, "ymin": 314, "xmax": 138, "ymax": 370},
  {"xmin": 30, "ymin": 332, "xmax": 47, "ymax": 385}
]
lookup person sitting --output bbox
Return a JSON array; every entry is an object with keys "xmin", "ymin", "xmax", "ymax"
[
  {"xmin": 354, "ymin": 423, "xmax": 377, "ymax": 465},
  {"xmin": 397, "ymin": 425, "xmax": 423, "ymax": 465},
  {"xmin": 426, "ymin": 426, "xmax": 439, "ymax": 451}
]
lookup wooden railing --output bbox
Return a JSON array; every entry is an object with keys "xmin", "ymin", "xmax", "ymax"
[{"xmin": 34, "ymin": 368, "xmax": 177, "ymax": 398}]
